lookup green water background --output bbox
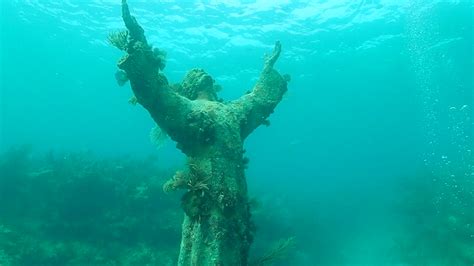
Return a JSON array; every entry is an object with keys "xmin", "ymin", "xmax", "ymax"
[{"xmin": 0, "ymin": 1, "xmax": 473, "ymax": 265}]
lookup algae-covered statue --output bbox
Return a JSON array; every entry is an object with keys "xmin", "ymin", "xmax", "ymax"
[{"xmin": 110, "ymin": 1, "xmax": 288, "ymax": 265}]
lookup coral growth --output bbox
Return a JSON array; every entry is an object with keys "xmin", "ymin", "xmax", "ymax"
[
  {"xmin": 115, "ymin": 69, "xmax": 129, "ymax": 86},
  {"xmin": 107, "ymin": 30, "xmax": 129, "ymax": 51},
  {"xmin": 149, "ymin": 125, "xmax": 168, "ymax": 149},
  {"xmin": 163, "ymin": 169, "xmax": 210, "ymax": 194},
  {"xmin": 163, "ymin": 171, "xmax": 189, "ymax": 193},
  {"xmin": 128, "ymin": 95, "xmax": 138, "ymax": 105},
  {"xmin": 152, "ymin": 47, "xmax": 167, "ymax": 70}
]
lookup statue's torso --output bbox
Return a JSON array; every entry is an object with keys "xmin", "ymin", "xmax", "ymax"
[{"xmin": 183, "ymin": 100, "xmax": 244, "ymax": 159}]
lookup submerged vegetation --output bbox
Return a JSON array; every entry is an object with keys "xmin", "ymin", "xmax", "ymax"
[
  {"xmin": 0, "ymin": 146, "xmax": 181, "ymax": 265},
  {"xmin": 2, "ymin": 145, "xmax": 470, "ymax": 265},
  {"xmin": 0, "ymin": 147, "xmax": 296, "ymax": 265}
]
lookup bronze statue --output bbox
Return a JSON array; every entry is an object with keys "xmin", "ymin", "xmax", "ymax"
[{"xmin": 111, "ymin": 1, "xmax": 289, "ymax": 264}]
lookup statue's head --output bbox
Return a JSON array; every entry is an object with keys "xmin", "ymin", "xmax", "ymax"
[{"xmin": 177, "ymin": 69, "xmax": 220, "ymax": 101}]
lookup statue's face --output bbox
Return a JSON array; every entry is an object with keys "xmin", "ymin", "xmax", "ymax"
[
  {"xmin": 181, "ymin": 69, "xmax": 218, "ymax": 101},
  {"xmin": 194, "ymin": 73, "xmax": 214, "ymax": 97}
]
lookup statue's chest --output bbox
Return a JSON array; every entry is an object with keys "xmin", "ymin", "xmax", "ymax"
[{"xmin": 187, "ymin": 101, "xmax": 242, "ymax": 145}]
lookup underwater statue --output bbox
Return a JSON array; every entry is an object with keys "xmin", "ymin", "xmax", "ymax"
[{"xmin": 110, "ymin": 1, "xmax": 288, "ymax": 265}]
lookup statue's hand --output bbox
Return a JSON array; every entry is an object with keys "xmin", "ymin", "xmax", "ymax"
[
  {"xmin": 233, "ymin": 41, "xmax": 287, "ymax": 138},
  {"xmin": 264, "ymin": 41, "xmax": 282, "ymax": 70}
]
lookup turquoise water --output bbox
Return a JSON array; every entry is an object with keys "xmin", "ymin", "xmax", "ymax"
[{"xmin": 0, "ymin": 1, "xmax": 473, "ymax": 265}]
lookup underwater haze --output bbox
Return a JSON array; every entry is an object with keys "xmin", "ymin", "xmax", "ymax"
[{"xmin": 0, "ymin": 0, "xmax": 473, "ymax": 265}]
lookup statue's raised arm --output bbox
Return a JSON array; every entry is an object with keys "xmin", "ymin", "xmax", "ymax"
[
  {"xmin": 121, "ymin": 0, "xmax": 146, "ymax": 45},
  {"xmin": 231, "ymin": 42, "xmax": 289, "ymax": 139},
  {"xmin": 113, "ymin": 0, "xmax": 194, "ymax": 148}
]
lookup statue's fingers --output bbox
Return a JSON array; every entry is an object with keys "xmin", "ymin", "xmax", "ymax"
[{"xmin": 275, "ymin": 41, "xmax": 281, "ymax": 50}]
